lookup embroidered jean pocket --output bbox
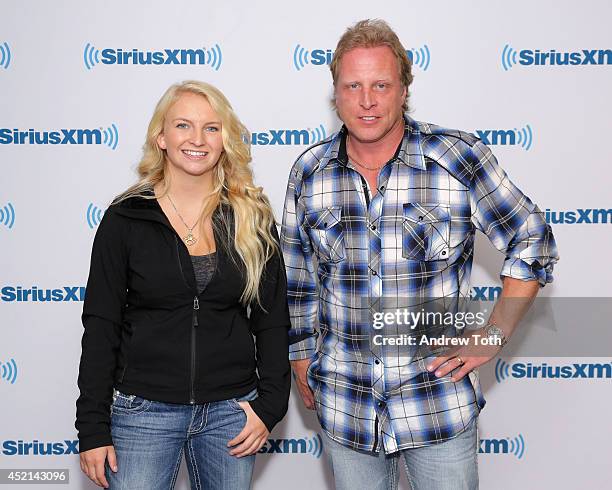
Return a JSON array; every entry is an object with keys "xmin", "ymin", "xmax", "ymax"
[
  {"xmin": 227, "ymin": 388, "xmax": 259, "ymax": 412},
  {"xmin": 402, "ymin": 203, "xmax": 451, "ymax": 261},
  {"xmin": 303, "ymin": 206, "xmax": 345, "ymax": 263},
  {"xmin": 111, "ymin": 390, "xmax": 151, "ymax": 415}
]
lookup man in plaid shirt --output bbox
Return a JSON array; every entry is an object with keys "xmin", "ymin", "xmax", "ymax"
[{"xmin": 280, "ymin": 19, "xmax": 558, "ymax": 490}]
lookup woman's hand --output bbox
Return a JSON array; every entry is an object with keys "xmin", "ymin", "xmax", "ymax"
[
  {"xmin": 227, "ymin": 403, "xmax": 270, "ymax": 457},
  {"xmin": 79, "ymin": 445, "xmax": 117, "ymax": 488}
]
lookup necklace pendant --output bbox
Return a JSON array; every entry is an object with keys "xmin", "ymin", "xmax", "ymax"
[{"xmin": 184, "ymin": 233, "xmax": 198, "ymax": 247}]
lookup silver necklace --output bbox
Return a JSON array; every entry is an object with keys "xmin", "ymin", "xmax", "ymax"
[
  {"xmin": 346, "ymin": 135, "xmax": 385, "ymax": 171},
  {"xmin": 167, "ymin": 194, "xmax": 200, "ymax": 247},
  {"xmin": 348, "ymin": 153, "xmax": 385, "ymax": 171}
]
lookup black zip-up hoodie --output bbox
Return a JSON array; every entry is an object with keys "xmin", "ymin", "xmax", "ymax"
[{"xmin": 76, "ymin": 195, "xmax": 290, "ymax": 452}]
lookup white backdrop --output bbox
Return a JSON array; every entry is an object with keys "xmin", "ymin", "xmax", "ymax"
[{"xmin": 1, "ymin": 0, "xmax": 611, "ymax": 488}]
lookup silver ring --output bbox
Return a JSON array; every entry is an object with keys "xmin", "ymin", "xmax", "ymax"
[{"xmin": 456, "ymin": 356, "xmax": 464, "ymax": 365}]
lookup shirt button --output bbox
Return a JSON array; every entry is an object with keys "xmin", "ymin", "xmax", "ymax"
[
  {"xmin": 371, "ymin": 270, "xmax": 377, "ymax": 276},
  {"xmin": 370, "ymin": 224, "xmax": 376, "ymax": 231},
  {"xmin": 379, "ymin": 185, "xmax": 385, "ymax": 191},
  {"xmin": 374, "ymin": 359, "xmax": 380, "ymax": 365},
  {"xmin": 377, "ymin": 401, "xmax": 385, "ymax": 407}
]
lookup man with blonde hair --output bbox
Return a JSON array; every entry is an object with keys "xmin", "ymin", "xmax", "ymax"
[{"xmin": 281, "ymin": 19, "xmax": 558, "ymax": 489}]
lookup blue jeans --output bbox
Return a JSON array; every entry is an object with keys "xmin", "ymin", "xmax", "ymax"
[
  {"xmin": 106, "ymin": 389, "xmax": 258, "ymax": 490},
  {"xmin": 322, "ymin": 417, "xmax": 479, "ymax": 490}
]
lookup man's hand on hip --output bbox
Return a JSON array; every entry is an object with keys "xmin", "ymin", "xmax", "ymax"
[{"xmin": 291, "ymin": 359, "xmax": 315, "ymax": 410}]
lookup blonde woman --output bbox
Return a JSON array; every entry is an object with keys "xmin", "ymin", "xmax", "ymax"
[{"xmin": 76, "ymin": 81, "xmax": 290, "ymax": 489}]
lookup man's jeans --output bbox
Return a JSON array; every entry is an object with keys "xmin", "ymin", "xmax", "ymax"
[
  {"xmin": 106, "ymin": 389, "xmax": 258, "ymax": 490},
  {"xmin": 322, "ymin": 416, "xmax": 479, "ymax": 490}
]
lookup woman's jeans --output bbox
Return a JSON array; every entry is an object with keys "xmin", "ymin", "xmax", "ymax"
[
  {"xmin": 106, "ymin": 389, "xmax": 258, "ymax": 490},
  {"xmin": 322, "ymin": 416, "xmax": 479, "ymax": 490}
]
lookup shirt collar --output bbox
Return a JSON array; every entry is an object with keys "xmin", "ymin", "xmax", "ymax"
[{"xmin": 320, "ymin": 115, "xmax": 426, "ymax": 171}]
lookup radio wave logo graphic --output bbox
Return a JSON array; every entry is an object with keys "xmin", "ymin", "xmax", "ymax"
[
  {"xmin": 102, "ymin": 123, "xmax": 119, "ymax": 150},
  {"xmin": 408, "ymin": 45, "xmax": 431, "ymax": 71},
  {"xmin": 306, "ymin": 434, "xmax": 323, "ymax": 458},
  {"xmin": 83, "ymin": 43, "xmax": 100, "ymax": 70},
  {"xmin": 0, "ymin": 359, "xmax": 18, "ymax": 384},
  {"xmin": 495, "ymin": 359, "xmax": 511, "ymax": 383},
  {"xmin": 508, "ymin": 434, "xmax": 526, "ymax": 459},
  {"xmin": 205, "ymin": 44, "xmax": 223, "ymax": 71},
  {"xmin": 514, "ymin": 124, "xmax": 533, "ymax": 151},
  {"xmin": 309, "ymin": 124, "xmax": 327, "ymax": 145},
  {"xmin": 86, "ymin": 203, "xmax": 105, "ymax": 229},
  {"xmin": 501, "ymin": 44, "xmax": 518, "ymax": 71},
  {"xmin": 0, "ymin": 202, "xmax": 15, "ymax": 229},
  {"xmin": 0, "ymin": 42, "xmax": 12, "ymax": 70},
  {"xmin": 293, "ymin": 44, "xmax": 309, "ymax": 71}
]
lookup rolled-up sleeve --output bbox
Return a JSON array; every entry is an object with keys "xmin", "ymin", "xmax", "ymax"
[
  {"xmin": 469, "ymin": 141, "xmax": 559, "ymax": 286},
  {"xmin": 280, "ymin": 162, "xmax": 319, "ymax": 361}
]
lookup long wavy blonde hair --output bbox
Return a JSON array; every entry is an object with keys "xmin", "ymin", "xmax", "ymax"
[{"xmin": 116, "ymin": 80, "xmax": 278, "ymax": 306}]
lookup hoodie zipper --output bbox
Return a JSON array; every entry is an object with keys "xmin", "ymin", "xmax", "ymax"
[
  {"xmin": 190, "ymin": 296, "xmax": 199, "ymax": 404},
  {"xmin": 175, "ymin": 235, "xmax": 200, "ymax": 405}
]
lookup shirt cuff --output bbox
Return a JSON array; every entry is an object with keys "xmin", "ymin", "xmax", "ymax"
[
  {"xmin": 289, "ymin": 336, "xmax": 317, "ymax": 361},
  {"xmin": 500, "ymin": 256, "xmax": 555, "ymax": 287}
]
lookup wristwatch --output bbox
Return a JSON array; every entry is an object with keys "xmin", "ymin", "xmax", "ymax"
[{"xmin": 485, "ymin": 323, "xmax": 507, "ymax": 347}]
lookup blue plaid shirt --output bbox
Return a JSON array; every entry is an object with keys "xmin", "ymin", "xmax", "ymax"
[{"xmin": 280, "ymin": 116, "xmax": 558, "ymax": 453}]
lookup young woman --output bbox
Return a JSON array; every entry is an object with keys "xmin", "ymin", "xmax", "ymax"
[{"xmin": 76, "ymin": 81, "xmax": 290, "ymax": 489}]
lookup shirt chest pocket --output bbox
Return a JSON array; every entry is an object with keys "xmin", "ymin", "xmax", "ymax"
[
  {"xmin": 402, "ymin": 203, "xmax": 451, "ymax": 261},
  {"xmin": 303, "ymin": 206, "xmax": 345, "ymax": 264}
]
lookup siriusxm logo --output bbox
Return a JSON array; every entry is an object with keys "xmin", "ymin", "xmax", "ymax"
[
  {"xmin": 0, "ymin": 41, "xmax": 11, "ymax": 70},
  {"xmin": 84, "ymin": 43, "xmax": 222, "ymax": 71},
  {"xmin": 2, "ymin": 440, "xmax": 79, "ymax": 456},
  {"xmin": 292, "ymin": 44, "xmax": 430, "ymax": 71},
  {"xmin": 0, "ymin": 124, "xmax": 119, "ymax": 150},
  {"xmin": 545, "ymin": 208, "xmax": 612, "ymax": 225},
  {"xmin": 0, "ymin": 202, "xmax": 15, "ymax": 229},
  {"xmin": 1, "ymin": 286, "xmax": 86, "ymax": 302},
  {"xmin": 86, "ymin": 203, "xmax": 105, "ymax": 229},
  {"xmin": 495, "ymin": 359, "xmax": 612, "ymax": 383},
  {"xmin": 251, "ymin": 125, "xmax": 327, "ymax": 146},
  {"xmin": 258, "ymin": 435, "xmax": 322, "ymax": 458},
  {"xmin": 475, "ymin": 124, "xmax": 533, "ymax": 151},
  {"xmin": 1, "ymin": 358, "xmax": 18, "ymax": 384},
  {"xmin": 502, "ymin": 44, "xmax": 612, "ymax": 70},
  {"xmin": 471, "ymin": 286, "xmax": 502, "ymax": 302},
  {"xmin": 479, "ymin": 434, "xmax": 525, "ymax": 459}
]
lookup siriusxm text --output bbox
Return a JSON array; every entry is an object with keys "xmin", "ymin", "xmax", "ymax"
[
  {"xmin": 259, "ymin": 439, "xmax": 308, "ymax": 454},
  {"xmin": 519, "ymin": 49, "xmax": 611, "ymax": 66},
  {"xmin": 2, "ymin": 440, "xmax": 79, "ymax": 456},
  {"xmin": 471, "ymin": 286, "xmax": 502, "ymax": 301},
  {"xmin": 251, "ymin": 130, "xmax": 310, "ymax": 146},
  {"xmin": 1, "ymin": 286, "xmax": 85, "ymax": 302},
  {"xmin": 479, "ymin": 438, "xmax": 513, "ymax": 454},
  {"xmin": 101, "ymin": 48, "xmax": 207, "ymax": 65},
  {"xmin": 475, "ymin": 130, "xmax": 519, "ymax": 146},
  {"xmin": 545, "ymin": 208, "xmax": 612, "ymax": 224},
  {"xmin": 0, "ymin": 128, "xmax": 102, "ymax": 145},
  {"xmin": 298, "ymin": 49, "xmax": 423, "ymax": 66},
  {"xmin": 510, "ymin": 362, "xmax": 612, "ymax": 379}
]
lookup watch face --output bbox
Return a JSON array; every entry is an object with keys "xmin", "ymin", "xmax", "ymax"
[{"xmin": 487, "ymin": 326, "xmax": 503, "ymax": 337}]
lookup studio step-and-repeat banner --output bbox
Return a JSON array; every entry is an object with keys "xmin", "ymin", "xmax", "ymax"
[{"xmin": 1, "ymin": 1, "xmax": 611, "ymax": 488}]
